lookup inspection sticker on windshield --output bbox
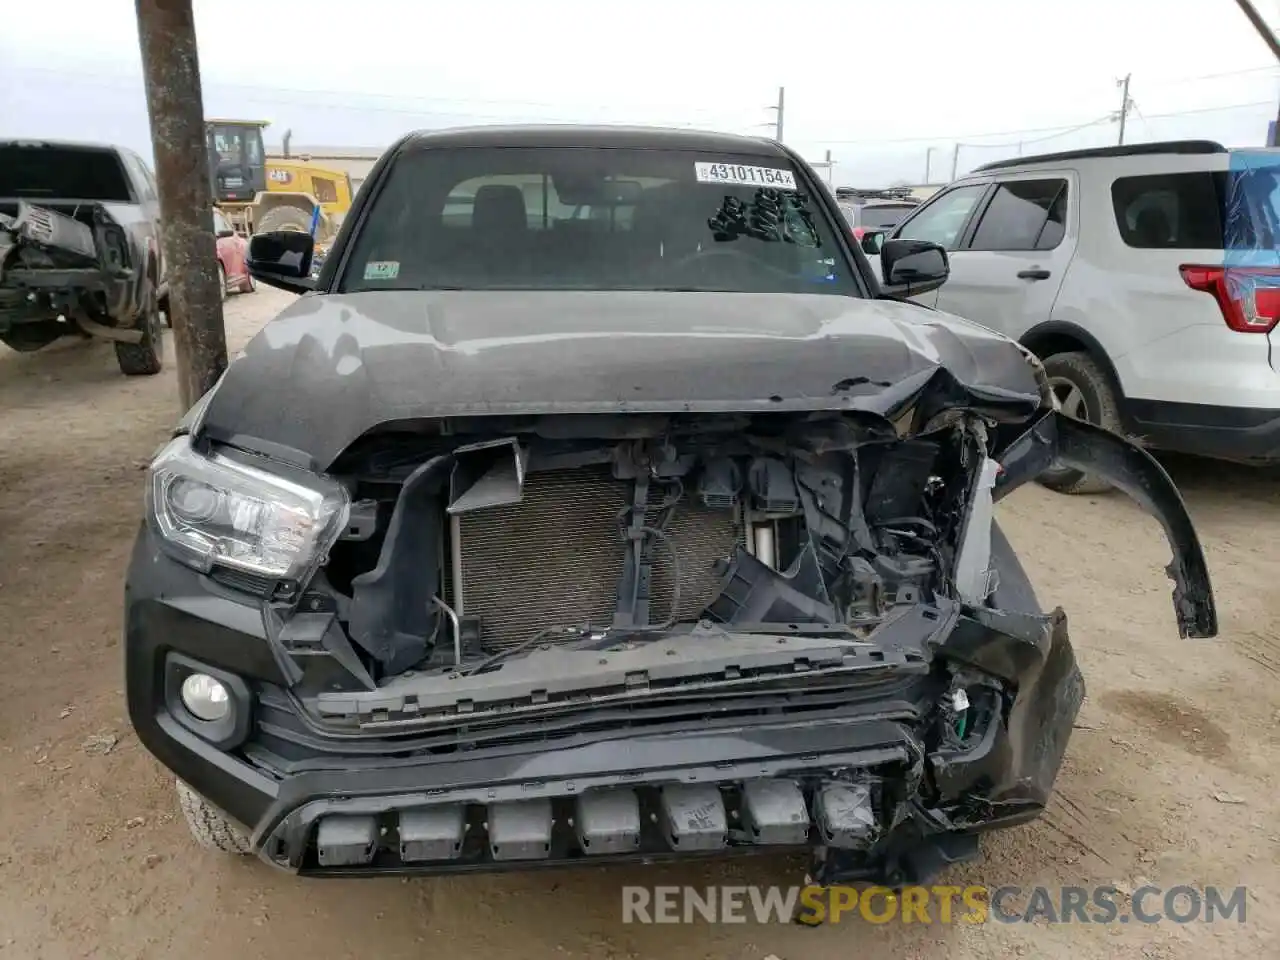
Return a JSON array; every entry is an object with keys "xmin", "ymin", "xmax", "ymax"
[
  {"xmin": 695, "ymin": 162, "xmax": 797, "ymax": 190},
  {"xmin": 363, "ymin": 260, "xmax": 400, "ymax": 280}
]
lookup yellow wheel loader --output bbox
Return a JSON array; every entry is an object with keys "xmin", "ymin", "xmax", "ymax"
[{"xmin": 205, "ymin": 119, "xmax": 354, "ymax": 246}]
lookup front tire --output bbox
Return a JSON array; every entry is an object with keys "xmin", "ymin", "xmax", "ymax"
[
  {"xmin": 254, "ymin": 205, "xmax": 313, "ymax": 234},
  {"xmin": 176, "ymin": 780, "xmax": 251, "ymax": 855},
  {"xmin": 1037, "ymin": 351, "xmax": 1122, "ymax": 495},
  {"xmin": 113, "ymin": 287, "xmax": 164, "ymax": 376}
]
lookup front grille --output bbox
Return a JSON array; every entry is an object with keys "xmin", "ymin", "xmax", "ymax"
[{"xmin": 454, "ymin": 466, "xmax": 742, "ymax": 651}]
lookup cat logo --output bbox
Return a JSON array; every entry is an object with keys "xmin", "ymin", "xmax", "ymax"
[{"xmin": 268, "ymin": 168, "xmax": 292, "ymax": 184}]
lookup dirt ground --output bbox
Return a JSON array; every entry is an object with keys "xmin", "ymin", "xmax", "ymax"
[{"xmin": 0, "ymin": 286, "xmax": 1276, "ymax": 959}]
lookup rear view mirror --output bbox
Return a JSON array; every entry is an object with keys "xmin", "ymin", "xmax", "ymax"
[
  {"xmin": 248, "ymin": 231, "xmax": 315, "ymax": 293},
  {"xmin": 879, "ymin": 238, "xmax": 949, "ymax": 298}
]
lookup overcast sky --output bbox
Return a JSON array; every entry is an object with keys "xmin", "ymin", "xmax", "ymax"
[{"xmin": 2, "ymin": 0, "xmax": 1278, "ymax": 185}]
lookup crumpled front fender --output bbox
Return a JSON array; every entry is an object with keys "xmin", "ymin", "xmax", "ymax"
[{"xmin": 993, "ymin": 411, "xmax": 1217, "ymax": 639}]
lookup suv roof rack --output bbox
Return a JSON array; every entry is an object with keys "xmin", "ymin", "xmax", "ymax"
[
  {"xmin": 972, "ymin": 139, "xmax": 1228, "ymax": 173},
  {"xmin": 834, "ymin": 186, "xmax": 918, "ymax": 202}
]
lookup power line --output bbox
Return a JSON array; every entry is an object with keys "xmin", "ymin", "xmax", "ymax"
[
  {"xmin": 970, "ymin": 115, "xmax": 1115, "ymax": 150},
  {"xmin": 1139, "ymin": 99, "xmax": 1274, "ymax": 119},
  {"xmin": 11, "ymin": 62, "xmax": 1276, "ymax": 152},
  {"xmin": 1142, "ymin": 64, "xmax": 1280, "ymax": 87},
  {"xmin": 1130, "ymin": 102, "xmax": 1155, "ymax": 139},
  {"xmin": 9, "ymin": 63, "xmax": 758, "ymax": 126},
  {"xmin": 818, "ymin": 99, "xmax": 1275, "ymax": 148}
]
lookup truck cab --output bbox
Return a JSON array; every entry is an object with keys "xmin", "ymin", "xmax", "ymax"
[{"xmin": 205, "ymin": 119, "xmax": 268, "ymax": 205}]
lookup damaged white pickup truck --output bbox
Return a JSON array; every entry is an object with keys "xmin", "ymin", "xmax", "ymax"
[
  {"xmin": 0, "ymin": 139, "xmax": 166, "ymax": 375},
  {"xmin": 125, "ymin": 125, "xmax": 1216, "ymax": 887}
]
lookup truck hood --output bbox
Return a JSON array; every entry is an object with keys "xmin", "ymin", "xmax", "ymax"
[{"xmin": 197, "ymin": 290, "xmax": 1041, "ymax": 471}]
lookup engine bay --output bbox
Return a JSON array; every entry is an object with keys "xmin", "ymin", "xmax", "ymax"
[{"xmin": 318, "ymin": 411, "xmax": 991, "ymax": 682}]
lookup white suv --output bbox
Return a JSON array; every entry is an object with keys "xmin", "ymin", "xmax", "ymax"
[{"xmin": 887, "ymin": 140, "xmax": 1280, "ymax": 493}]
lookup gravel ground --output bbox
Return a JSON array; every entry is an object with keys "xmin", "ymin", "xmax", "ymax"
[{"xmin": 0, "ymin": 286, "xmax": 1276, "ymax": 959}]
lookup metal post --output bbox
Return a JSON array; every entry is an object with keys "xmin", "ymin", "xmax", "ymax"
[
  {"xmin": 824, "ymin": 149, "xmax": 834, "ymax": 188},
  {"xmin": 1230, "ymin": 0, "xmax": 1280, "ymax": 145},
  {"xmin": 774, "ymin": 86, "xmax": 785, "ymax": 142},
  {"xmin": 1232, "ymin": 0, "xmax": 1280, "ymax": 59},
  {"xmin": 135, "ymin": 0, "xmax": 227, "ymax": 412},
  {"xmin": 950, "ymin": 143, "xmax": 961, "ymax": 180}
]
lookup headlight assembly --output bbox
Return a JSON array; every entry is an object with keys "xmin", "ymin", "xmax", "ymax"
[{"xmin": 146, "ymin": 435, "xmax": 349, "ymax": 585}]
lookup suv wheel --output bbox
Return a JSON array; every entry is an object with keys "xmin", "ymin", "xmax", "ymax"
[
  {"xmin": 113, "ymin": 287, "xmax": 164, "ymax": 376},
  {"xmin": 1038, "ymin": 351, "xmax": 1122, "ymax": 495},
  {"xmin": 176, "ymin": 780, "xmax": 251, "ymax": 854}
]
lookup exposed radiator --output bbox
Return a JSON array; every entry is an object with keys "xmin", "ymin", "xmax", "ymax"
[{"xmin": 452, "ymin": 466, "xmax": 742, "ymax": 651}]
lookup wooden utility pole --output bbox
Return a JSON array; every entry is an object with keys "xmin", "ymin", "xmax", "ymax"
[
  {"xmin": 1116, "ymin": 73, "xmax": 1132, "ymax": 145},
  {"xmin": 135, "ymin": 0, "xmax": 227, "ymax": 412}
]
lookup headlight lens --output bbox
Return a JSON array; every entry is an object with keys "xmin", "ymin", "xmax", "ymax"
[{"xmin": 147, "ymin": 436, "xmax": 349, "ymax": 583}]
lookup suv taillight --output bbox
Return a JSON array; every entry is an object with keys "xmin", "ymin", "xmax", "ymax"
[{"xmin": 1180, "ymin": 264, "xmax": 1280, "ymax": 334}]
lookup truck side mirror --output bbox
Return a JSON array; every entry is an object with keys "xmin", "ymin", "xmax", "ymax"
[
  {"xmin": 879, "ymin": 238, "xmax": 949, "ymax": 298},
  {"xmin": 247, "ymin": 231, "xmax": 315, "ymax": 294}
]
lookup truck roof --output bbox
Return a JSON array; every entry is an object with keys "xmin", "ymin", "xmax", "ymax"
[
  {"xmin": 0, "ymin": 138, "xmax": 128, "ymax": 154},
  {"xmin": 401, "ymin": 124, "xmax": 785, "ymax": 156}
]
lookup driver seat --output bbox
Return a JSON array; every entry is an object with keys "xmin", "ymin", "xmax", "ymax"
[{"xmin": 632, "ymin": 182, "xmax": 707, "ymax": 262}]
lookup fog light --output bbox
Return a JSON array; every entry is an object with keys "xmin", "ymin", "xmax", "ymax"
[{"xmin": 180, "ymin": 673, "xmax": 230, "ymax": 722}]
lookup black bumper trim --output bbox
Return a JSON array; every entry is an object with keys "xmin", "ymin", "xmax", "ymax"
[{"xmin": 1124, "ymin": 397, "xmax": 1280, "ymax": 462}]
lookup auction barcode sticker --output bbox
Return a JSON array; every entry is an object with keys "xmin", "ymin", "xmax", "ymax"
[{"xmin": 694, "ymin": 162, "xmax": 797, "ymax": 190}]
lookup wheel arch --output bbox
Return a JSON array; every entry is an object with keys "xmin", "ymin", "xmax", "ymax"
[
  {"xmin": 1019, "ymin": 320, "xmax": 1127, "ymax": 402},
  {"xmin": 252, "ymin": 190, "xmax": 319, "ymax": 216}
]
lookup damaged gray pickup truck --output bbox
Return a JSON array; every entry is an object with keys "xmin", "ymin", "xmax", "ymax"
[
  {"xmin": 125, "ymin": 126, "xmax": 1216, "ymax": 887},
  {"xmin": 0, "ymin": 140, "xmax": 166, "ymax": 375}
]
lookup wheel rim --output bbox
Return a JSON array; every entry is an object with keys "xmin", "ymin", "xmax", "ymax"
[
  {"xmin": 1042, "ymin": 373, "xmax": 1093, "ymax": 483},
  {"xmin": 1048, "ymin": 375, "xmax": 1091, "ymax": 422}
]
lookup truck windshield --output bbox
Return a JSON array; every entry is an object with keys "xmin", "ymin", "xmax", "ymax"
[
  {"xmin": 0, "ymin": 145, "xmax": 132, "ymax": 202},
  {"xmin": 339, "ymin": 146, "xmax": 857, "ymax": 295}
]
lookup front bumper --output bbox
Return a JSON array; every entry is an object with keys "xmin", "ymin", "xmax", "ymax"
[
  {"xmin": 126, "ymin": 523, "xmax": 1084, "ymax": 885},
  {"xmin": 0, "ymin": 267, "xmax": 138, "ymax": 330},
  {"xmin": 125, "ymin": 409, "xmax": 1215, "ymax": 884}
]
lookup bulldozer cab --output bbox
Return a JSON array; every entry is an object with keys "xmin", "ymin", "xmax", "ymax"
[{"xmin": 206, "ymin": 120, "xmax": 267, "ymax": 204}]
